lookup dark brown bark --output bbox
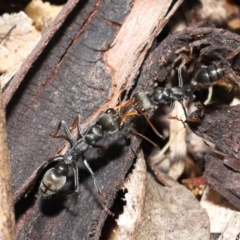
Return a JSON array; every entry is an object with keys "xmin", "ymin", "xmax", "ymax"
[{"xmin": 187, "ymin": 104, "xmax": 240, "ymax": 210}]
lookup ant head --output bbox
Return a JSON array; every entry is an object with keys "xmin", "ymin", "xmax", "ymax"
[
  {"xmin": 132, "ymin": 92, "xmax": 154, "ymax": 111},
  {"xmin": 98, "ymin": 108, "xmax": 122, "ymax": 134}
]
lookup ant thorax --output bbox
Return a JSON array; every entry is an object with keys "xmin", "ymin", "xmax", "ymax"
[
  {"xmin": 65, "ymin": 152, "xmax": 74, "ymax": 165},
  {"xmin": 84, "ymin": 124, "xmax": 104, "ymax": 145},
  {"xmin": 70, "ymin": 140, "xmax": 89, "ymax": 161}
]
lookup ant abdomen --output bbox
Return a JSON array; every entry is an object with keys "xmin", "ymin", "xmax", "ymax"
[
  {"xmin": 192, "ymin": 64, "xmax": 225, "ymax": 87},
  {"xmin": 40, "ymin": 163, "xmax": 68, "ymax": 198}
]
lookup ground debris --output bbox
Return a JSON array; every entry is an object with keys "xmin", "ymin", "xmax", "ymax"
[
  {"xmin": 135, "ymin": 173, "xmax": 210, "ymax": 240},
  {"xmin": 187, "ymin": 103, "xmax": 240, "ymax": 209}
]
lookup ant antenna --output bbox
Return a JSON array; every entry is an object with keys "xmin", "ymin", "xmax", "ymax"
[
  {"xmin": 129, "ymin": 126, "xmax": 160, "ymax": 149},
  {"xmin": 179, "ymin": 101, "xmax": 188, "ymax": 119},
  {"xmin": 136, "ymin": 108, "xmax": 163, "ymax": 138}
]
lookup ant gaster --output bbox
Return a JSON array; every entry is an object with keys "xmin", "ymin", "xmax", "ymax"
[{"xmin": 191, "ymin": 63, "xmax": 225, "ymax": 88}]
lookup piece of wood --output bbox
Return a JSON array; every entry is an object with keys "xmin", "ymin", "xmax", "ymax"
[{"xmin": 0, "ymin": 85, "xmax": 15, "ymax": 239}]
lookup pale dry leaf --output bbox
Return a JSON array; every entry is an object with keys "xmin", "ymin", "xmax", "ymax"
[
  {"xmin": 117, "ymin": 152, "xmax": 147, "ymax": 240},
  {"xmin": 0, "ymin": 62, "xmax": 22, "ymax": 90},
  {"xmin": 25, "ymin": 0, "xmax": 63, "ymax": 31},
  {"xmin": 201, "ymin": 186, "xmax": 238, "ymax": 233},
  {"xmin": 0, "ymin": 11, "xmax": 41, "ymax": 74},
  {"xmin": 136, "ymin": 173, "xmax": 210, "ymax": 240},
  {"xmin": 168, "ymin": 8, "xmax": 187, "ymax": 33},
  {"xmin": 149, "ymin": 103, "xmax": 186, "ymax": 175},
  {"xmin": 199, "ymin": 0, "xmax": 226, "ymax": 24},
  {"xmin": 230, "ymin": 97, "xmax": 240, "ymax": 106},
  {"xmin": 217, "ymin": 212, "xmax": 240, "ymax": 240},
  {"xmin": 224, "ymin": 0, "xmax": 240, "ymax": 30},
  {"xmin": 169, "ymin": 101, "xmax": 186, "ymax": 179}
]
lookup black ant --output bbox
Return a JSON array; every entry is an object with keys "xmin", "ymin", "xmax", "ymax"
[
  {"xmin": 113, "ymin": 61, "xmax": 226, "ymax": 124},
  {"xmin": 40, "ymin": 118, "xmax": 113, "ymax": 215},
  {"xmin": 40, "ymin": 107, "xmax": 150, "ymax": 214},
  {"xmin": 151, "ymin": 61, "xmax": 226, "ymax": 118},
  {"xmin": 132, "ymin": 60, "xmax": 226, "ymax": 121},
  {"xmin": 98, "ymin": 106, "xmax": 161, "ymax": 148}
]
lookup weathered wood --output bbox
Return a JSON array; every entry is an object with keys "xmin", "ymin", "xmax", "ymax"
[
  {"xmin": 188, "ymin": 104, "xmax": 240, "ymax": 159},
  {"xmin": 187, "ymin": 104, "xmax": 240, "ymax": 210},
  {"xmin": 0, "ymin": 86, "xmax": 15, "ymax": 239}
]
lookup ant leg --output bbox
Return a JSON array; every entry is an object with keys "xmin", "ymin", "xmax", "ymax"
[
  {"xmin": 71, "ymin": 115, "xmax": 83, "ymax": 135},
  {"xmin": 115, "ymin": 99, "xmax": 133, "ymax": 111},
  {"xmin": 72, "ymin": 162, "xmax": 79, "ymax": 192},
  {"xmin": 83, "ymin": 160, "xmax": 100, "ymax": 193},
  {"xmin": 147, "ymin": 160, "xmax": 171, "ymax": 187},
  {"xmin": 168, "ymin": 116, "xmax": 186, "ymax": 127},
  {"xmin": 71, "ymin": 115, "xmax": 85, "ymax": 138},
  {"xmin": 168, "ymin": 100, "xmax": 187, "ymax": 118},
  {"xmin": 122, "ymin": 109, "xmax": 163, "ymax": 139},
  {"xmin": 83, "ymin": 159, "xmax": 114, "ymax": 216},
  {"xmin": 130, "ymin": 127, "xmax": 160, "ymax": 149},
  {"xmin": 50, "ymin": 120, "xmax": 75, "ymax": 146},
  {"xmin": 136, "ymin": 108, "xmax": 163, "ymax": 138}
]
